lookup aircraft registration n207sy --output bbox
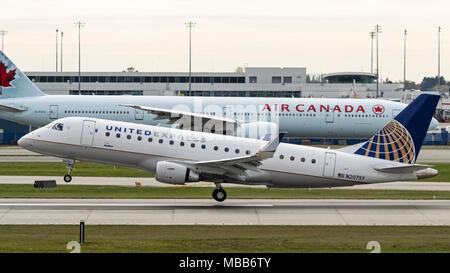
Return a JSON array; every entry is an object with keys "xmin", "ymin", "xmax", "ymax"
[
  {"xmin": 19, "ymin": 94, "xmax": 439, "ymax": 202},
  {"xmin": 0, "ymin": 50, "xmax": 439, "ymax": 139}
]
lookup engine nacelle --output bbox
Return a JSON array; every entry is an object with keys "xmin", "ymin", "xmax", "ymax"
[{"xmin": 155, "ymin": 161, "xmax": 200, "ymax": 185}]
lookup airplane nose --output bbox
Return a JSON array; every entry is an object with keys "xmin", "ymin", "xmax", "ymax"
[
  {"xmin": 428, "ymin": 118, "xmax": 439, "ymax": 131},
  {"xmin": 17, "ymin": 136, "xmax": 28, "ymax": 147},
  {"xmin": 18, "ymin": 132, "xmax": 33, "ymax": 148}
]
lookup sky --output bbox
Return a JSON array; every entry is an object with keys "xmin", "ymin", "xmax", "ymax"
[{"xmin": 1, "ymin": 0, "xmax": 448, "ymax": 83}]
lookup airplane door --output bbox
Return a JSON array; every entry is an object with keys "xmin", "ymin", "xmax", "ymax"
[
  {"xmin": 392, "ymin": 109, "xmax": 401, "ymax": 119},
  {"xmin": 80, "ymin": 120, "xmax": 96, "ymax": 146},
  {"xmin": 323, "ymin": 152, "xmax": 336, "ymax": 177},
  {"xmin": 135, "ymin": 109, "xmax": 144, "ymax": 120},
  {"xmin": 325, "ymin": 111, "xmax": 334, "ymax": 123},
  {"xmin": 49, "ymin": 105, "xmax": 58, "ymax": 119}
]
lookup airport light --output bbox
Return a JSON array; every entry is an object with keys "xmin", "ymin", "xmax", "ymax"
[
  {"xmin": 56, "ymin": 29, "xmax": 59, "ymax": 72},
  {"xmin": 0, "ymin": 30, "xmax": 7, "ymax": 52},
  {"xmin": 374, "ymin": 25, "xmax": 382, "ymax": 98},
  {"xmin": 370, "ymin": 31, "xmax": 375, "ymax": 74},
  {"xmin": 403, "ymin": 29, "xmax": 407, "ymax": 91},
  {"xmin": 438, "ymin": 26, "xmax": 441, "ymax": 91},
  {"xmin": 74, "ymin": 21, "xmax": 85, "ymax": 94},
  {"xmin": 185, "ymin": 21, "xmax": 196, "ymax": 95},
  {"xmin": 60, "ymin": 31, "xmax": 64, "ymax": 72}
]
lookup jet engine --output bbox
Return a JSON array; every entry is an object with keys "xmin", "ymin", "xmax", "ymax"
[{"xmin": 155, "ymin": 161, "xmax": 200, "ymax": 185}]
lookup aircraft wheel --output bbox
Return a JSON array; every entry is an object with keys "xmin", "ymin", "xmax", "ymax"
[
  {"xmin": 212, "ymin": 188, "xmax": 227, "ymax": 202},
  {"xmin": 63, "ymin": 174, "xmax": 72, "ymax": 183}
]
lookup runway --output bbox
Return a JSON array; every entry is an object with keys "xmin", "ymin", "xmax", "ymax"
[{"xmin": 1, "ymin": 198, "xmax": 450, "ymax": 225}]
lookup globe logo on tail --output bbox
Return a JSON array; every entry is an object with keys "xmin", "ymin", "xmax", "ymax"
[{"xmin": 355, "ymin": 120, "xmax": 415, "ymax": 163}]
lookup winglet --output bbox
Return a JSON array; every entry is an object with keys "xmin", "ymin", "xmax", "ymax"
[{"xmin": 262, "ymin": 131, "xmax": 286, "ymax": 153}]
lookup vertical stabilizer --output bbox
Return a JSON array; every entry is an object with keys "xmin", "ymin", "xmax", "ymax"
[
  {"xmin": 0, "ymin": 50, "xmax": 45, "ymax": 99},
  {"xmin": 354, "ymin": 94, "xmax": 440, "ymax": 163}
]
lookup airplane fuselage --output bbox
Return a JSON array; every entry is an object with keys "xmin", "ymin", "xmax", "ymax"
[
  {"xmin": 19, "ymin": 117, "xmax": 420, "ymax": 188},
  {"xmin": 1, "ymin": 95, "xmax": 415, "ymax": 138}
]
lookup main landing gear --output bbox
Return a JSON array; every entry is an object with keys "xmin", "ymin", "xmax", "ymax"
[
  {"xmin": 63, "ymin": 159, "xmax": 75, "ymax": 183},
  {"xmin": 212, "ymin": 183, "xmax": 227, "ymax": 202}
]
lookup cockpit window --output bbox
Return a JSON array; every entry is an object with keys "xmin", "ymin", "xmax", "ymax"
[{"xmin": 51, "ymin": 123, "xmax": 64, "ymax": 131}]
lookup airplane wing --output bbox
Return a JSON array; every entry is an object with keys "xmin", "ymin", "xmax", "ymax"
[
  {"xmin": 374, "ymin": 164, "xmax": 432, "ymax": 174},
  {"xmin": 121, "ymin": 104, "xmax": 238, "ymax": 133},
  {"xmin": 173, "ymin": 132, "xmax": 285, "ymax": 180}
]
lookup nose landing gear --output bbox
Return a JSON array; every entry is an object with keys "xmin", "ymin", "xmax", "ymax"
[
  {"xmin": 63, "ymin": 159, "xmax": 75, "ymax": 183},
  {"xmin": 212, "ymin": 183, "xmax": 227, "ymax": 202}
]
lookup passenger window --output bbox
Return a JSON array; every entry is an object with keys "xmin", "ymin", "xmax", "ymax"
[
  {"xmin": 159, "ymin": 139, "xmax": 163, "ymax": 144},
  {"xmin": 127, "ymin": 135, "xmax": 131, "ymax": 140},
  {"xmin": 312, "ymin": 159, "xmax": 316, "ymax": 164},
  {"xmin": 170, "ymin": 140, "xmax": 174, "ymax": 145},
  {"xmin": 214, "ymin": 146, "xmax": 218, "ymax": 151},
  {"xmin": 290, "ymin": 156, "xmax": 295, "ymax": 161},
  {"xmin": 148, "ymin": 137, "xmax": 153, "ymax": 142},
  {"xmin": 246, "ymin": 150, "xmax": 251, "ymax": 155},
  {"xmin": 116, "ymin": 133, "xmax": 120, "ymax": 138},
  {"xmin": 180, "ymin": 142, "xmax": 185, "ymax": 146},
  {"xmin": 235, "ymin": 149, "xmax": 240, "ymax": 154},
  {"xmin": 105, "ymin": 132, "xmax": 110, "ymax": 137},
  {"xmin": 301, "ymin": 157, "xmax": 305, "ymax": 162},
  {"xmin": 279, "ymin": 155, "xmax": 284, "ymax": 160},
  {"xmin": 137, "ymin": 136, "xmax": 142, "ymax": 141},
  {"xmin": 224, "ymin": 147, "xmax": 229, "ymax": 152},
  {"xmin": 191, "ymin": 143, "xmax": 195, "ymax": 148},
  {"xmin": 201, "ymin": 144, "xmax": 206, "ymax": 149}
]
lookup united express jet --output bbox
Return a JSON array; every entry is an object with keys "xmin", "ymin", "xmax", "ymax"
[
  {"xmin": 18, "ymin": 94, "xmax": 439, "ymax": 201},
  {"xmin": 0, "ymin": 50, "xmax": 439, "ymax": 139}
]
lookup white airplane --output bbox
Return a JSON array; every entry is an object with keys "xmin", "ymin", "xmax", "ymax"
[
  {"xmin": 18, "ymin": 94, "xmax": 439, "ymax": 202},
  {"xmin": 0, "ymin": 50, "xmax": 439, "ymax": 139}
]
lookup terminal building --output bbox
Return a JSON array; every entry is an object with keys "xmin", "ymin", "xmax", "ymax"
[{"xmin": 25, "ymin": 67, "xmax": 405, "ymax": 99}]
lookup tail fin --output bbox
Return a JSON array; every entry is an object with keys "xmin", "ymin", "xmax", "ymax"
[
  {"xmin": 354, "ymin": 94, "xmax": 440, "ymax": 163},
  {"xmin": 0, "ymin": 50, "xmax": 45, "ymax": 99}
]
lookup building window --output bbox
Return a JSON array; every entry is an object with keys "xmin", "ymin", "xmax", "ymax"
[
  {"xmin": 283, "ymin": 76, "xmax": 292, "ymax": 84},
  {"xmin": 272, "ymin": 76, "xmax": 282, "ymax": 84},
  {"xmin": 249, "ymin": 76, "xmax": 257, "ymax": 83}
]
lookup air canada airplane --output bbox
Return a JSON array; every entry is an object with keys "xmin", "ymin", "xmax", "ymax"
[
  {"xmin": 0, "ymin": 50, "xmax": 439, "ymax": 139},
  {"xmin": 19, "ymin": 94, "xmax": 439, "ymax": 202}
]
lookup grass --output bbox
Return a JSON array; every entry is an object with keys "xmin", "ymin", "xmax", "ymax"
[
  {"xmin": 0, "ymin": 225, "xmax": 449, "ymax": 253},
  {"xmin": 0, "ymin": 183, "xmax": 449, "ymax": 199},
  {"xmin": 0, "ymin": 162, "xmax": 154, "ymax": 177}
]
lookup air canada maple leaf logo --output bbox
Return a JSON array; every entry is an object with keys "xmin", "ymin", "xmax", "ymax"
[
  {"xmin": 372, "ymin": 104, "xmax": 385, "ymax": 115},
  {"xmin": 0, "ymin": 61, "xmax": 16, "ymax": 88}
]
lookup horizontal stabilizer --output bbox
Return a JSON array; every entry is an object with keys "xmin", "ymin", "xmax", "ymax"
[
  {"xmin": 0, "ymin": 103, "xmax": 27, "ymax": 112},
  {"xmin": 374, "ymin": 164, "xmax": 431, "ymax": 174}
]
